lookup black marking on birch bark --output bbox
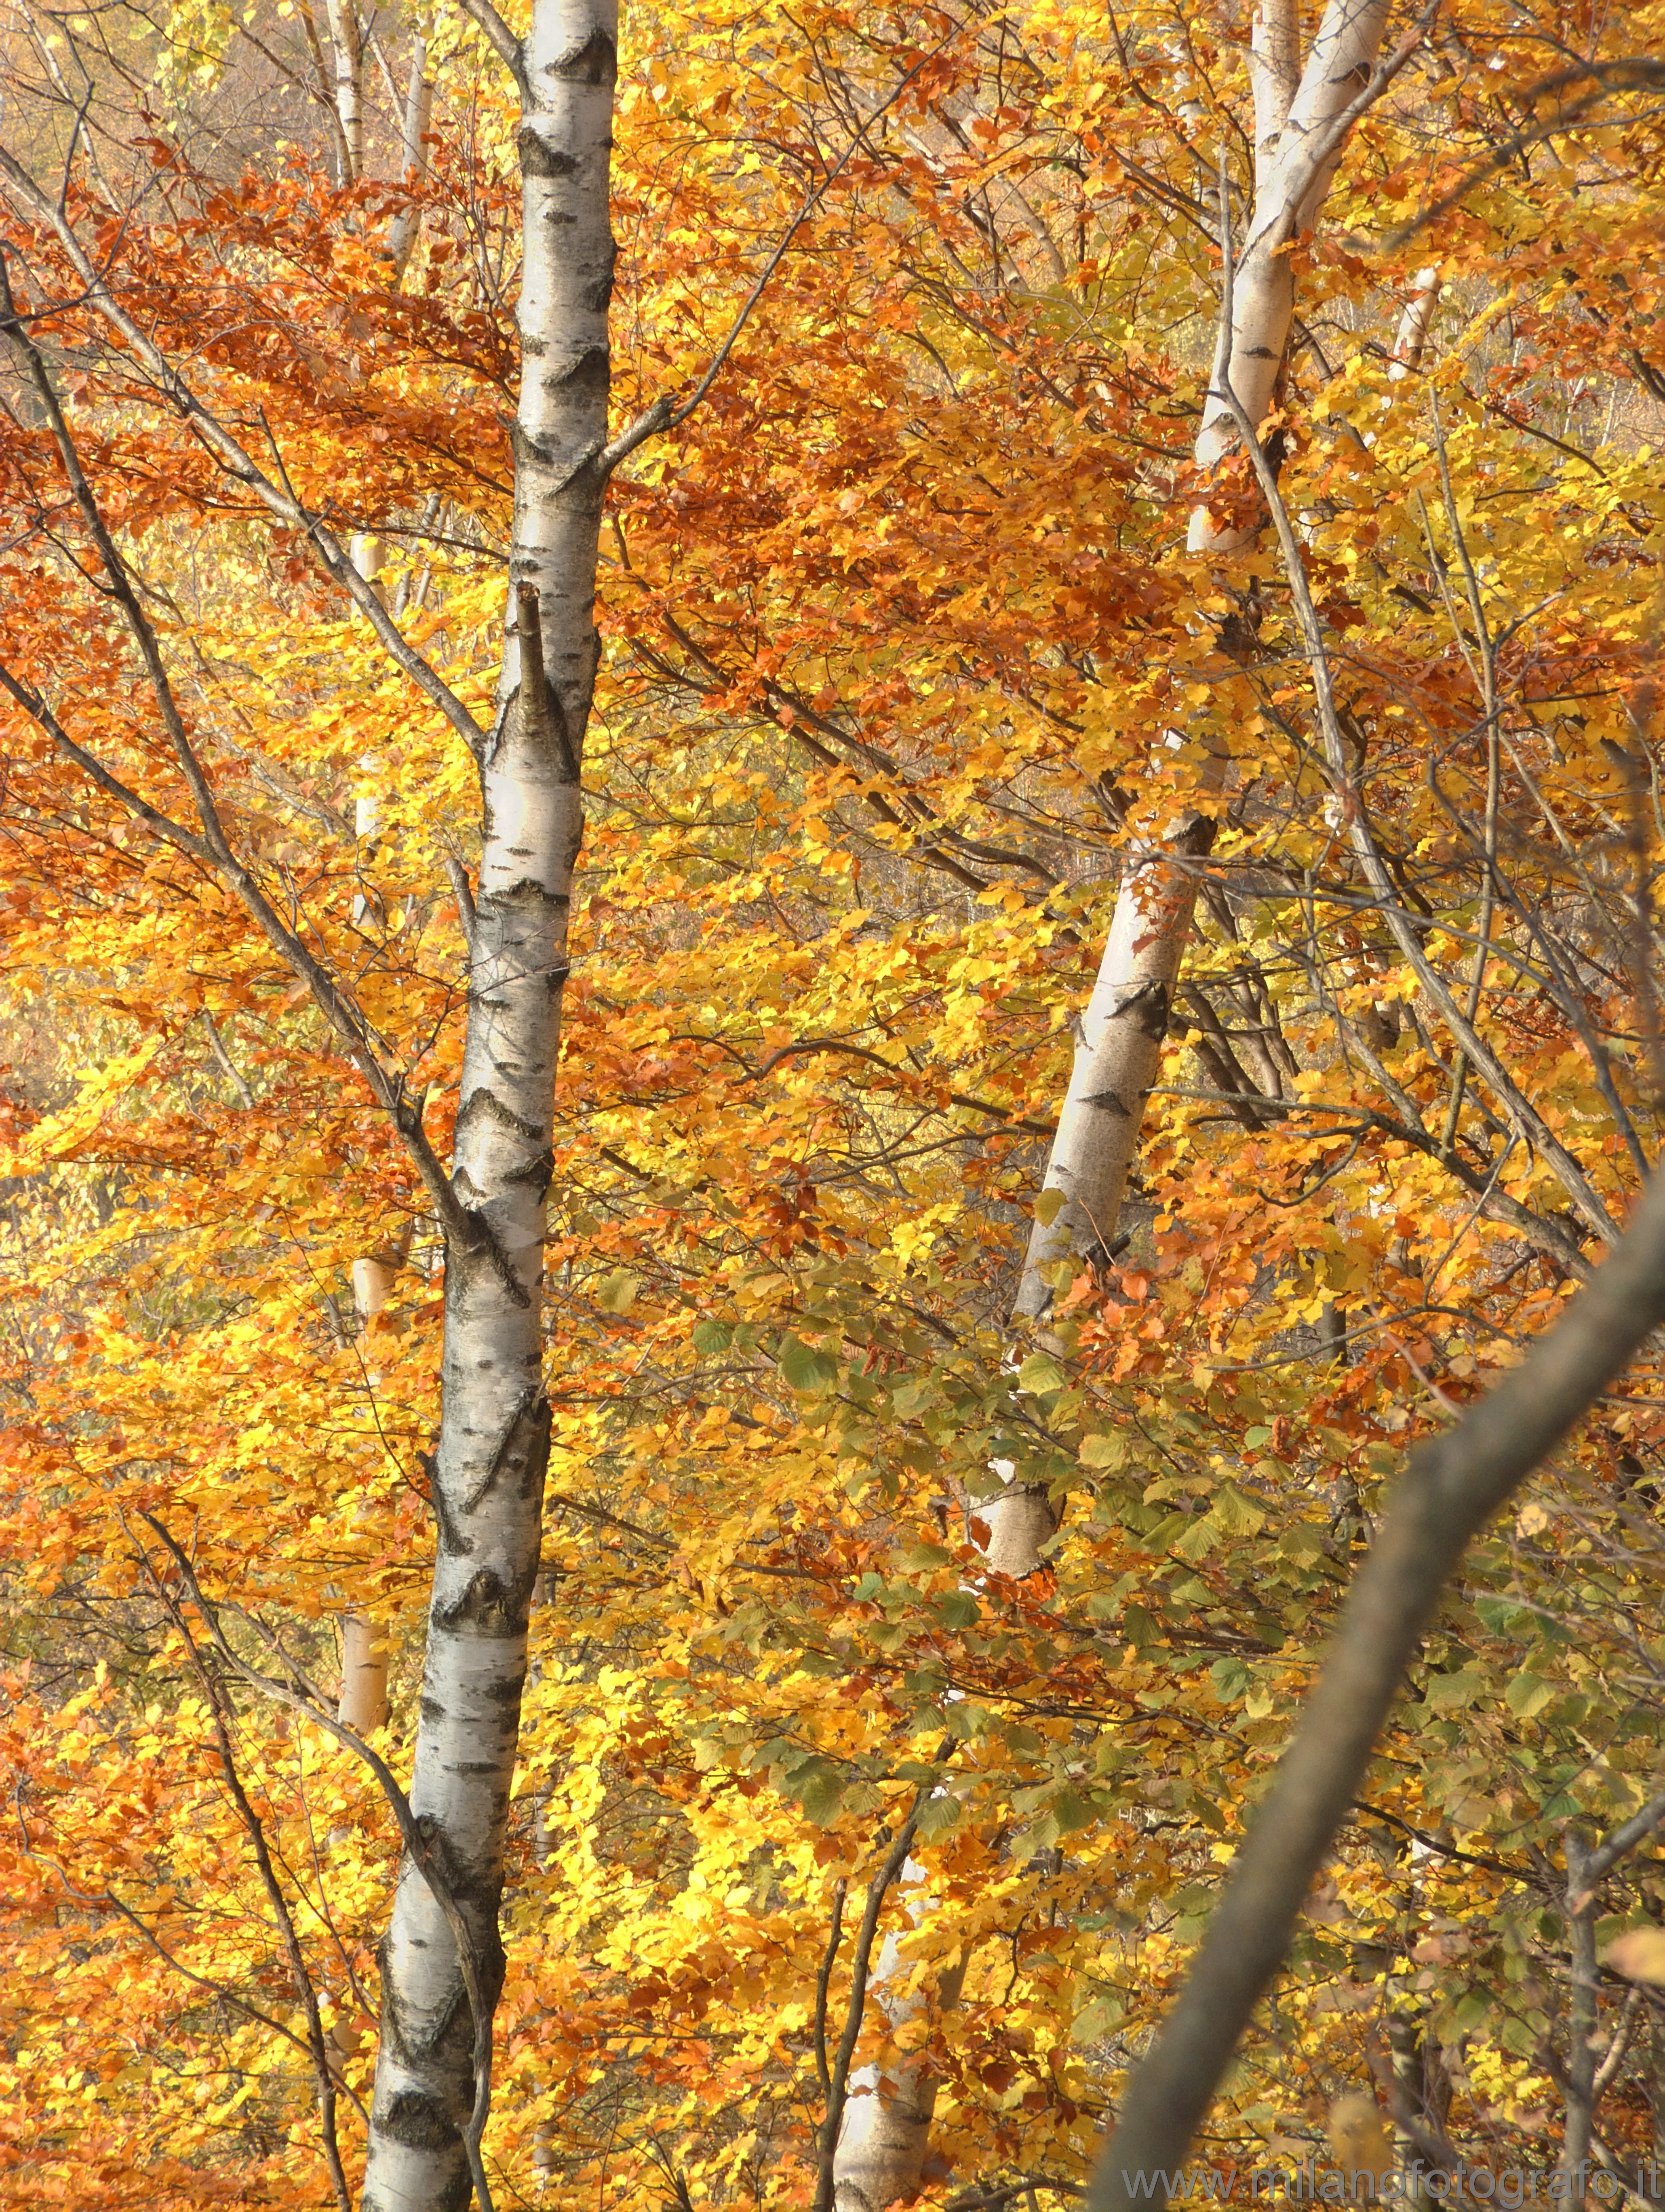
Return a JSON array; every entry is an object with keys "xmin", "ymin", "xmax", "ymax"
[
  {"xmin": 425, "ymin": 1462, "xmax": 474, "ymax": 1562},
  {"xmin": 1111, "ymin": 979, "xmax": 1170, "ymax": 1037},
  {"xmin": 506, "ymin": 1146, "xmax": 555, "ymax": 1193},
  {"xmin": 583, "ymin": 240, "xmax": 618, "ymax": 314},
  {"xmin": 519, "ymin": 344, "xmax": 609, "ymax": 405},
  {"xmin": 436, "ymin": 1564, "xmax": 537, "ymax": 1636},
  {"xmin": 1083, "ymin": 1086, "xmax": 1134, "ymax": 1117},
  {"xmin": 376, "ymin": 2088, "xmax": 464, "ymax": 2153},
  {"xmin": 550, "ymin": 26, "xmax": 615, "ymax": 82},
  {"xmin": 373, "ymin": 1932, "xmax": 470, "ymax": 2072},
  {"xmin": 514, "ymin": 579, "xmax": 582, "ymax": 780},
  {"xmin": 516, "ymin": 124, "xmax": 578, "ymax": 179},
  {"xmin": 478, "ymin": 878, "xmax": 569, "ymax": 914},
  {"xmin": 462, "ymin": 1388, "xmax": 550, "ymax": 1513},
  {"xmin": 455, "ymin": 1084, "xmax": 543, "ymax": 1144},
  {"xmin": 509, "ymin": 424, "xmax": 610, "ymax": 509},
  {"xmin": 453, "ymin": 1212, "xmax": 535, "ymax": 1307}
]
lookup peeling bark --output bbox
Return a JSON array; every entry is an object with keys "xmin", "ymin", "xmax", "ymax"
[{"xmin": 359, "ymin": 2, "xmax": 615, "ymax": 2205}]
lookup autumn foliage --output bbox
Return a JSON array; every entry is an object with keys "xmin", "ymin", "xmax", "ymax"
[{"xmin": 3, "ymin": 0, "xmax": 1665, "ymax": 2205}]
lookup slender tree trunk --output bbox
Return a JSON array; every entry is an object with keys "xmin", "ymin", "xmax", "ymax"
[
  {"xmin": 339, "ymin": 524, "xmax": 394, "ymax": 1731},
  {"xmin": 338, "ymin": 1245, "xmax": 402, "ymax": 1735},
  {"xmin": 1012, "ymin": 816, "xmax": 1214, "ymax": 1326},
  {"xmin": 360, "ymin": 2, "xmax": 615, "ymax": 2204},
  {"xmin": 323, "ymin": 0, "xmax": 365, "ymax": 184},
  {"xmin": 1561, "ymin": 1837, "xmax": 1598, "ymax": 2204},
  {"xmin": 388, "ymin": 38, "xmax": 434, "ymax": 281},
  {"xmin": 1389, "ymin": 267, "xmax": 1441, "ymax": 379},
  {"xmin": 1013, "ymin": 0, "xmax": 1392, "ymax": 1329},
  {"xmin": 828, "ymin": 15, "xmax": 1396, "ymax": 2205},
  {"xmin": 832, "ymin": 1905, "xmax": 968, "ymax": 2212}
]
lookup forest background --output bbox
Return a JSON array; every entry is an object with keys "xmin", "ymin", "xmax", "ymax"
[{"xmin": 2, "ymin": 0, "xmax": 1665, "ymax": 2208}]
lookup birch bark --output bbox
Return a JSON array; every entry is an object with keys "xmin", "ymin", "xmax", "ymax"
[
  {"xmin": 829, "ymin": 17, "xmax": 1396, "ymax": 2205},
  {"xmin": 338, "ymin": 1245, "xmax": 402, "ymax": 1737},
  {"xmin": 359, "ymin": 2, "xmax": 615, "ymax": 2204},
  {"xmin": 322, "ymin": 0, "xmax": 365, "ymax": 183},
  {"xmin": 1012, "ymin": 0, "xmax": 1393, "ymax": 1331},
  {"xmin": 388, "ymin": 38, "xmax": 435, "ymax": 281}
]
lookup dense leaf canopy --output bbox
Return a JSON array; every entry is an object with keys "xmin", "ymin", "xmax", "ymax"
[{"xmin": 3, "ymin": 0, "xmax": 1665, "ymax": 2204}]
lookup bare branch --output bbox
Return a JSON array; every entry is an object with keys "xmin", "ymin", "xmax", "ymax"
[{"xmin": 451, "ymin": 0, "xmax": 527, "ymax": 97}]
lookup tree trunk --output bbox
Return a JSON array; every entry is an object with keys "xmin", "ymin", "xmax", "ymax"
[
  {"xmin": 1012, "ymin": 817, "xmax": 1214, "ymax": 1327},
  {"xmin": 1389, "ymin": 267, "xmax": 1441, "ymax": 378},
  {"xmin": 1014, "ymin": 0, "xmax": 1392, "ymax": 1328},
  {"xmin": 359, "ymin": 2, "xmax": 615, "ymax": 2205},
  {"xmin": 322, "ymin": 0, "xmax": 365, "ymax": 184},
  {"xmin": 388, "ymin": 38, "xmax": 434, "ymax": 282},
  {"xmin": 828, "ymin": 15, "xmax": 1395, "ymax": 2203},
  {"xmin": 1190, "ymin": 0, "xmax": 1393, "ymax": 553},
  {"xmin": 832, "ymin": 1902, "xmax": 968, "ymax": 2212},
  {"xmin": 338, "ymin": 1246, "xmax": 402, "ymax": 1736}
]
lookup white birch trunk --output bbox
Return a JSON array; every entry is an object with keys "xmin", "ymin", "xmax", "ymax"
[
  {"xmin": 360, "ymin": 2, "xmax": 615, "ymax": 2204},
  {"xmin": 322, "ymin": 0, "xmax": 365, "ymax": 184},
  {"xmin": 829, "ymin": 24, "xmax": 1390, "ymax": 2201},
  {"xmin": 1015, "ymin": 0, "xmax": 1393, "ymax": 1328},
  {"xmin": 833, "ymin": 1884, "xmax": 969, "ymax": 2212},
  {"xmin": 339, "ymin": 1250, "xmax": 400, "ymax": 1735},
  {"xmin": 388, "ymin": 38, "xmax": 434, "ymax": 281},
  {"xmin": 1389, "ymin": 266, "xmax": 1440, "ymax": 378},
  {"xmin": 1189, "ymin": 0, "xmax": 1393, "ymax": 555},
  {"xmin": 1012, "ymin": 823, "xmax": 1214, "ymax": 1327}
]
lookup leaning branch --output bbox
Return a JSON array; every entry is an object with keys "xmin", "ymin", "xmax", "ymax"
[{"xmin": 1082, "ymin": 172, "xmax": 1665, "ymax": 2212}]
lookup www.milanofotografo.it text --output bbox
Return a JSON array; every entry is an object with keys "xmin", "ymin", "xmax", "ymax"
[{"xmin": 1117, "ymin": 2163, "xmax": 1649, "ymax": 2204}]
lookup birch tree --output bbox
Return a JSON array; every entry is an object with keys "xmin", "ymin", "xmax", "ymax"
[
  {"xmin": 0, "ymin": 0, "xmax": 626, "ymax": 2200},
  {"xmin": 356, "ymin": 0, "xmax": 620, "ymax": 2196},
  {"xmin": 831, "ymin": 13, "xmax": 1414, "ymax": 2205},
  {"xmin": 1015, "ymin": 0, "xmax": 1403, "ymax": 1328}
]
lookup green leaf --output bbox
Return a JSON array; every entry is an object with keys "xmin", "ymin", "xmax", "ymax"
[
  {"xmin": 690, "ymin": 1318, "xmax": 731, "ymax": 1355},
  {"xmin": 915, "ymin": 1792, "xmax": 962, "ymax": 1837},
  {"xmin": 1120, "ymin": 1604, "xmax": 1161, "ymax": 1649},
  {"xmin": 1475, "ymin": 1594, "xmax": 1532, "ymax": 1637},
  {"xmin": 1020, "ymin": 1811, "xmax": 1061, "ymax": 1859},
  {"xmin": 1173, "ymin": 1514, "xmax": 1219, "ymax": 1562},
  {"xmin": 891, "ymin": 1376, "xmax": 936, "ymax": 1416},
  {"xmin": 1505, "ymin": 1672, "xmax": 1555, "ymax": 1718},
  {"xmin": 797, "ymin": 1768, "xmax": 848, "ymax": 1825},
  {"xmin": 1425, "ymin": 1668, "xmax": 1487, "ymax": 1712},
  {"xmin": 1210, "ymin": 1657, "xmax": 1252, "ymax": 1703},
  {"xmin": 1051, "ymin": 1786, "xmax": 1098, "ymax": 1836},
  {"xmin": 935, "ymin": 1590, "xmax": 980, "ymax": 1630},
  {"xmin": 1212, "ymin": 1484, "xmax": 1265, "ymax": 1538},
  {"xmin": 780, "ymin": 1334, "xmax": 839, "ymax": 1393},
  {"xmin": 1016, "ymin": 1352, "xmax": 1066, "ymax": 1396}
]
